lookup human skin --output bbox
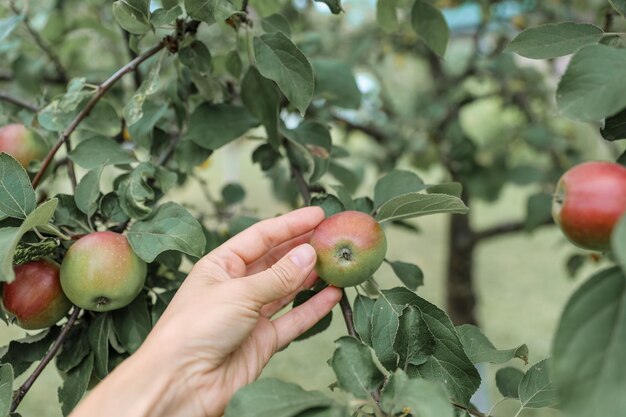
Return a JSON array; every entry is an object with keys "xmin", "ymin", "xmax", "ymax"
[
  {"xmin": 0, "ymin": 123, "xmax": 48, "ymax": 167},
  {"xmin": 70, "ymin": 207, "xmax": 342, "ymax": 417},
  {"xmin": 310, "ymin": 210, "xmax": 387, "ymax": 287},
  {"xmin": 552, "ymin": 161, "xmax": 626, "ymax": 251},
  {"xmin": 2, "ymin": 260, "xmax": 71, "ymax": 330},
  {"xmin": 60, "ymin": 232, "xmax": 147, "ymax": 311}
]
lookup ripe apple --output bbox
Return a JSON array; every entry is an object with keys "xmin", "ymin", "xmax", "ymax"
[
  {"xmin": 60, "ymin": 231, "xmax": 147, "ymax": 311},
  {"xmin": 310, "ymin": 210, "xmax": 387, "ymax": 287},
  {"xmin": 0, "ymin": 123, "xmax": 48, "ymax": 168},
  {"xmin": 552, "ymin": 161, "xmax": 626, "ymax": 251},
  {"xmin": 2, "ymin": 260, "xmax": 72, "ymax": 330}
]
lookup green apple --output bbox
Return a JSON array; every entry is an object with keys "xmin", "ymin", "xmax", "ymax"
[
  {"xmin": 2, "ymin": 260, "xmax": 72, "ymax": 330},
  {"xmin": 310, "ymin": 210, "xmax": 387, "ymax": 287},
  {"xmin": 0, "ymin": 123, "xmax": 48, "ymax": 168},
  {"xmin": 60, "ymin": 231, "xmax": 147, "ymax": 311}
]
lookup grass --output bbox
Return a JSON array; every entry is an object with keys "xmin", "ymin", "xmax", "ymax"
[{"xmin": 1, "ymin": 140, "xmax": 595, "ymax": 417}]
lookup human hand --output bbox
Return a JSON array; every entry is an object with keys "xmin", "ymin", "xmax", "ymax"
[{"xmin": 71, "ymin": 206, "xmax": 342, "ymax": 417}]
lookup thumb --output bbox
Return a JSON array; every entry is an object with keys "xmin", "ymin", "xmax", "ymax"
[{"xmin": 240, "ymin": 244, "xmax": 317, "ymax": 307}]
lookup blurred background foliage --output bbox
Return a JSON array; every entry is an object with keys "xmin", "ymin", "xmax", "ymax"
[{"xmin": 1, "ymin": 0, "xmax": 625, "ymax": 415}]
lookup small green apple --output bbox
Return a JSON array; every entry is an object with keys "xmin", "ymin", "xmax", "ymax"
[
  {"xmin": 310, "ymin": 210, "xmax": 387, "ymax": 287},
  {"xmin": 0, "ymin": 123, "xmax": 48, "ymax": 168},
  {"xmin": 60, "ymin": 231, "xmax": 147, "ymax": 311}
]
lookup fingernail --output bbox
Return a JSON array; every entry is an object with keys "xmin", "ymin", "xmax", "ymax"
[{"xmin": 290, "ymin": 244, "xmax": 316, "ymax": 268}]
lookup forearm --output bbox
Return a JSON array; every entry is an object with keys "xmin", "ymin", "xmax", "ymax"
[{"xmin": 70, "ymin": 340, "xmax": 191, "ymax": 417}]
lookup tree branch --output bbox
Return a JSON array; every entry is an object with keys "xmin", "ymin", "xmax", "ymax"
[
  {"xmin": 31, "ymin": 41, "xmax": 166, "ymax": 188},
  {"xmin": 0, "ymin": 92, "xmax": 38, "ymax": 112},
  {"xmin": 473, "ymin": 218, "xmax": 553, "ymax": 242},
  {"xmin": 339, "ymin": 290, "xmax": 357, "ymax": 338},
  {"xmin": 331, "ymin": 114, "xmax": 389, "ymax": 145},
  {"xmin": 9, "ymin": 0, "xmax": 68, "ymax": 83},
  {"xmin": 10, "ymin": 307, "xmax": 81, "ymax": 413}
]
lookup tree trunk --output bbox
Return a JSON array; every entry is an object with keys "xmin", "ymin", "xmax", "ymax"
[{"xmin": 446, "ymin": 196, "xmax": 478, "ymax": 325}]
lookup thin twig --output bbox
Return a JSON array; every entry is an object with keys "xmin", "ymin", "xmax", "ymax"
[
  {"xmin": 31, "ymin": 42, "xmax": 166, "ymax": 188},
  {"xmin": 10, "ymin": 0, "xmax": 68, "ymax": 83},
  {"xmin": 451, "ymin": 401, "xmax": 493, "ymax": 417},
  {"xmin": 339, "ymin": 290, "xmax": 357, "ymax": 338},
  {"xmin": 63, "ymin": 139, "xmax": 77, "ymax": 191},
  {"xmin": 473, "ymin": 218, "xmax": 553, "ymax": 243},
  {"xmin": 0, "ymin": 92, "xmax": 38, "ymax": 112},
  {"xmin": 10, "ymin": 307, "xmax": 81, "ymax": 413}
]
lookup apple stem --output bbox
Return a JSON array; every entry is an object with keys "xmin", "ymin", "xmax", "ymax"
[
  {"xmin": 339, "ymin": 290, "xmax": 357, "ymax": 338},
  {"xmin": 10, "ymin": 306, "xmax": 82, "ymax": 413}
]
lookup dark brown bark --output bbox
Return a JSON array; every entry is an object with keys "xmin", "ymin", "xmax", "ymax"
[{"xmin": 446, "ymin": 185, "xmax": 478, "ymax": 326}]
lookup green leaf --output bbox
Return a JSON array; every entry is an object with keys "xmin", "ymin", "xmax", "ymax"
[
  {"xmin": 0, "ymin": 364, "xmax": 12, "ymax": 417},
  {"xmin": 261, "ymin": 14, "xmax": 292, "ymax": 36},
  {"xmin": 312, "ymin": 59, "xmax": 361, "ymax": 109},
  {"xmin": 1, "ymin": 329, "xmax": 59, "ymax": 378},
  {"xmin": 124, "ymin": 54, "xmax": 164, "ymax": 126},
  {"xmin": 525, "ymin": 192, "xmax": 553, "ymax": 232},
  {"xmin": 411, "ymin": 0, "xmax": 449, "ymax": 57},
  {"xmin": 69, "ymin": 137, "xmax": 135, "ymax": 169},
  {"xmin": 377, "ymin": 288, "xmax": 480, "ymax": 406},
  {"xmin": 518, "ymin": 359, "xmax": 557, "ymax": 409},
  {"xmin": 54, "ymin": 195, "xmax": 91, "ymax": 233},
  {"xmin": 241, "ymin": 66, "xmax": 280, "ymax": 147},
  {"xmin": 609, "ymin": 0, "xmax": 626, "ymax": 17},
  {"xmin": 314, "ymin": 0, "xmax": 342, "ymax": 14},
  {"xmin": 185, "ymin": 103, "xmax": 259, "ymax": 150},
  {"xmin": 601, "ymin": 107, "xmax": 626, "ymax": 141},
  {"xmin": 185, "ymin": 0, "xmax": 236, "ymax": 24},
  {"xmin": 557, "ymin": 44, "xmax": 626, "ymax": 122},
  {"xmin": 457, "ymin": 324, "xmax": 528, "ymax": 365},
  {"xmin": 253, "ymin": 32, "xmax": 314, "ymax": 114},
  {"xmin": 225, "ymin": 50, "xmax": 243, "ymax": 77},
  {"xmin": 128, "ymin": 202, "xmax": 206, "ymax": 262},
  {"xmin": 370, "ymin": 293, "xmax": 400, "ymax": 369},
  {"xmin": 221, "ymin": 183, "xmax": 246, "ymax": 205},
  {"xmin": 74, "ymin": 167, "xmax": 102, "ymax": 217},
  {"xmin": 0, "ymin": 153, "xmax": 36, "ymax": 219},
  {"xmin": 82, "ymin": 100, "xmax": 121, "ymax": 137},
  {"xmin": 388, "ymin": 260, "xmax": 424, "ymax": 290},
  {"xmin": 0, "ymin": 199, "xmax": 58, "ymax": 282},
  {"xmin": 0, "ymin": 15, "xmax": 23, "ymax": 41},
  {"xmin": 353, "ymin": 294, "xmax": 375, "ymax": 345},
  {"xmin": 58, "ymin": 353, "xmax": 94, "ymax": 416},
  {"xmin": 151, "ymin": 5, "xmax": 183, "ymax": 26},
  {"xmin": 553, "ymin": 267, "xmax": 626, "ymax": 416},
  {"xmin": 495, "ymin": 367, "xmax": 524, "ymax": 399},
  {"xmin": 88, "ymin": 314, "xmax": 111, "ymax": 379},
  {"xmin": 374, "ymin": 170, "xmax": 425, "ymax": 209},
  {"xmin": 505, "ymin": 22, "xmax": 604, "ymax": 59},
  {"xmin": 612, "ymin": 214, "xmax": 626, "ymax": 274},
  {"xmin": 426, "ymin": 182, "xmax": 462, "ymax": 198},
  {"xmin": 126, "ymin": 101, "xmax": 169, "ymax": 147},
  {"xmin": 394, "ymin": 306, "xmax": 435, "ymax": 368},
  {"xmin": 57, "ymin": 327, "xmax": 91, "ymax": 373},
  {"xmin": 377, "ymin": 0, "xmax": 398, "ymax": 33},
  {"xmin": 375, "ymin": 192, "xmax": 469, "ymax": 223},
  {"xmin": 310, "ymin": 195, "xmax": 344, "ymax": 217},
  {"xmin": 112, "ymin": 0, "xmax": 151, "ymax": 34},
  {"xmin": 13, "ymin": 238, "xmax": 60, "ymax": 266},
  {"xmin": 111, "ymin": 295, "xmax": 151, "ymax": 353},
  {"xmin": 380, "ymin": 370, "xmax": 454, "ymax": 417},
  {"xmin": 179, "ymin": 40, "xmax": 213, "ymax": 74},
  {"xmin": 292, "ymin": 290, "xmax": 333, "ymax": 341},
  {"xmin": 329, "ymin": 336, "xmax": 384, "ymax": 399},
  {"xmin": 283, "ymin": 122, "xmax": 332, "ymax": 183},
  {"xmin": 224, "ymin": 379, "xmax": 335, "ymax": 417},
  {"xmin": 116, "ymin": 164, "xmax": 157, "ymax": 220}
]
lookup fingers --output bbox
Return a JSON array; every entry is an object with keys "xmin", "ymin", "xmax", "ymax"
[
  {"xmin": 211, "ymin": 207, "xmax": 324, "ymax": 273},
  {"xmin": 245, "ymin": 231, "xmax": 314, "ymax": 276},
  {"xmin": 271, "ymin": 286, "xmax": 343, "ymax": 350},
  {"xmin": 239, "ymin": 244, "xmax": 317, "ymax": 307},
  {"xmin": 259, "ymin": 269, "xmax": 319, "ymax": 318}
]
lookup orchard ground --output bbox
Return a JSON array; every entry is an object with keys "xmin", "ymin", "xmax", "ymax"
[{"xmin": 2, "ymin": 139, "xmax": 610, "ymax": 417}]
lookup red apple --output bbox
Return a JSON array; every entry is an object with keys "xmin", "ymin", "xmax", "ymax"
[
  {"xmin": 60, "ymin": 231, "xmax": 147, "ymax": 311},
  {"xmin": 0, "ymin": 123, "xmax": 48, "ymax": 168},
  {"xmin": 2, "ymin": 260, "xmax": 72, "ymax": 330},
  {"xmin": 310, "ymin": 210, "xmax": 387, "ymax": 287},
  {"xmin": 552, "ymin": 161, "xmax": 626, "ymax": 251}
]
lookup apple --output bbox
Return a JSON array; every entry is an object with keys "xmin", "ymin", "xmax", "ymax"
[
  {"xmin": 60, "ymin": 231, "xmax": 147, "ymax": 311},
  {"xmin": 552, "ymin": 161, "xmax": 626, "ymax": 251},
  {"xmin": 310, "ymin": 210, "xmax": 387, "ymax": 287},
  {"xmin": 0, "ymin": 123, "xmax": 48, "ymax": 168},
  {"xmin": 2, "ymin": 260, "xmax": 72, "ymax": 330}
]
